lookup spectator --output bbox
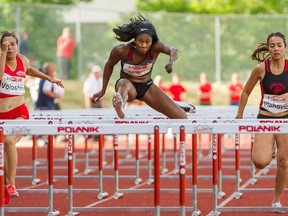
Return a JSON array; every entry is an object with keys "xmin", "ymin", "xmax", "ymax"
[
  {"xmin": 168, "ymin": 73, "xmax": 187, "ymax": 101},
  {"xmin": 228, "ymin": 73, "xmax": 243, "ymax": 106},
  {"xmin": 35, "ymin": 62, "xmax": 64, "ymax": 110},
  {"xmin": 18, "ymin": 30, "xmax": 29, "ymax": 56},
  {"xmin": 197, "ymin": 72, "xmax": 212, "ymax": 105},
  {"xmin": 83, "ymin": 65, "xmax": 103, "ymax": 108},
  {"xmin": 56, "ymin": 27, "xmax": 76, "ymax": 79},
  {"xmin": 25, "ymin": 76, "xmax": 40, "ymax": 110},
  {"xmin": 18, "ymin": 30, "xmax": 39, "ymax": 67}
]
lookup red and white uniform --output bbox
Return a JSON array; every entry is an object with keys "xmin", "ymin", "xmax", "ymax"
[
  {"xmin": 0, "ymin": 55, "xmax": 26, "ymax": 98},
  {"xmin": 121, "ymin": 44, "xmax": 156, "ymax": 77},
  {"xmin": 0, "ymin": 55, "xmax": 29, "ymax": 119}
]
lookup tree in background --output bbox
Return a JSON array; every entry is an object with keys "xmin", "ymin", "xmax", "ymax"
[
  {"xmin": 2, "ymin": 0, "xmax": 288, "ymax": 82},
  {"xmin": 3, "ymin": 0, "xmax": 91, "ymax": 4},
  {"xmin": 136, "ymin": 0, "xmax": 288, "ymax": 14}
]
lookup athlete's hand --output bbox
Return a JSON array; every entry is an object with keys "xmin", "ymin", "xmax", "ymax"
[
  {"xmin": 165, "ymin": 62, "xmax": 173, "ymax": 73},
  {"xmin": 92, "ymin": 90, "xmax": 105, "ymax": 103},
  {"xmin": 50, "ymin": 78, "xmax": 64, "ymax": 88},
  {"xmin": 1, "ymin": 41, "xmax": 9, "ymax": 52}
]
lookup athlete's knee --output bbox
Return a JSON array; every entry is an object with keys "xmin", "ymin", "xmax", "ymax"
[
  {"xmin": 181, "ymin": 112, "xmax": 188, "ymax": 119},
  {"xmin": 252, "ymin": 157, "xmax": 270, "ymax": 169},
  {"xmin": 117, "ymin": 78, "xmax": 131, "ymax": 88},
  {"xmin": 277, "ymin": 157, "xmax": 288, "ymax": 171},
  {"xmin": 4, "ymin": 138, "xmax": 14, "ymax": 149}
]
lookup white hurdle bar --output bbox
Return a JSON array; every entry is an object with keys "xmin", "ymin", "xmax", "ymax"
[{"xmin": 1, "ymin": 120, "xmax": 288, "ymax": 215}]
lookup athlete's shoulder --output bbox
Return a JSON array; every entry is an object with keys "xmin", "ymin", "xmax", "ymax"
[
  {"xmin": 253, "ymin": 61, "xmax": 265, "ymax": 72},
  {"xmin": 17, "ymin": 54, "xmax": 30, "ymax": 71},
  {"xmin": 110, "ymin": 43, "xmax": 131, "ymax": 60}
]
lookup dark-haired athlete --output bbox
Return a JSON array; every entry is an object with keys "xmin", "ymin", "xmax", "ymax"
[
  {"xmin": 236, "ymin": 32, "xmax": 288, "ymax": 211},
  {"xmin": 92, "ymin": 14, "xmax": 195, "ymax": 119},
  {"xmin": 0, "ymin": 30, "xmax": 63, "ymax": 204}
]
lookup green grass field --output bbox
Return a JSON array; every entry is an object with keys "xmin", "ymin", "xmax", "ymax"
[{"xmin": 25, "ymin": 80, "xmax": 261, "ymax": 110}]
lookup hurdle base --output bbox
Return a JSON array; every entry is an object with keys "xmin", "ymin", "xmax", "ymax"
[
  {"xmin": 113, "ymin": 192, "xmax": 124, "ymax": 199},
  {"xmin": 217, "ymin": 191, "xmax": 225, "ymax": 199},
  {"xmin": 125, "ymin": 154, "xmax": 132, "ymax": 159},
  {"xmin": 161, "ymin": 168, "xmax": 168, "ymax": 174},
  {"xmin": 173, "ymin": 168, "xmax": 179, "ymax": 174},
  {"xmin": 98, "ymin": 191, "xmax": 108, "ymax": 199},
  {"xmin": 73, "ymin": 168, "xmax": 79, "ymax": 174},
  {"xmin": 48, "ymin": 210, "xmax": 60, "ymax": 216},
  {"xmin": 83, "ymin": 168, "xmax": 95, "ymax": 175},
  {"xmin": 211, "ymin": 210, "xmax": 220, "ymax": 216},
  {"xmin": 192, "ymin": 209, "xmax": 201, "ymax": 216},
  {"xmin": 135, "ymin": 178, "xmax": 142, "ymax": 185},
  {"xmin": 66, "ymin": 211, "xmax": 80, "ymax": 216},
  {"xmin": 147, "ymin": 178, "xmax": 154, "ymax": 185},
  {"xmin": 32, "ymin": 178, "xmax": 41, "ymax": 185},
  {"xmin": 250, "ymin": 178, "xmax": 257, "ymax": 185},
  {"xmin": 234, "ymin": 192, "xmax": 243, "ymax": 199}
]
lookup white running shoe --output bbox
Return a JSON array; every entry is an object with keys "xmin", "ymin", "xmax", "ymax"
[
  {"xmin": 176, "ymin": 102, "xmax": 196, "ymax": 113},
  {"xmin": 272, "ymin": 202, "xmax": 286, "ymax": 214}
]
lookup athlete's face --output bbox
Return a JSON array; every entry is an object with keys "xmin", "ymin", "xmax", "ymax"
[
  {"xmin": 268, "ymin": 36, "xmax": 286, "ymax": 60},
  {"xmin": 2, "ymin": 36, "xmax": 18, "ymax": 59},
  {"xmin": 134, "ymin": 33, "xmax": 152, "ymax": 55}
]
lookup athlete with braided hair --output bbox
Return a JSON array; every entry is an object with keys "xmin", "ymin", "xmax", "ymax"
[
  {"xmin": 236, "ymin": 32, "xmax": 288, "ymax": 211},
  {"xmin": 92, "ymin": 14, "xmax": 195, "ymax": 119}
]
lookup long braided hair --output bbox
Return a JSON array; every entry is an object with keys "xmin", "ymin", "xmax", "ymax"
[{"xmin": 113, "ymin": 14, "xmax": 159, "ymax": 45}]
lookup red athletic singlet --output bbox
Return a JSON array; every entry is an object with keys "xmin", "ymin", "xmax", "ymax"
[{"xmin": 0, "ymin": 55, "xmax": 26, "ymax": 98}]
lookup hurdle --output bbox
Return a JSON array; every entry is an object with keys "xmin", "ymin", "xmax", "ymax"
[
  {"xmin": 0, "ymin": 115, "xmax": 260, "ymax": 196},
  {"xmin": 0, "ymin": 119, "xmax": 214, "ymax": 215},
  {"xmin": 2, "ymin": 121, "xmax": 193, "ymax": 215},
  {"xmin": 171, "ymin": 121, "xmax": 288, "ymax": 215},
  {"xmin": 2, "ymin": 106, "xmax": 286, "ymax": 215}
]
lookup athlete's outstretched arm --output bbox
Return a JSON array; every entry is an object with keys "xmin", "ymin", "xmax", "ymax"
[
  {"xmin": 152, "ymin": 41, "xmax": 179, "ymax": 73},
  {"xmin": 92, "ymin": 45, "xmax": 122, "ymax": 102}
]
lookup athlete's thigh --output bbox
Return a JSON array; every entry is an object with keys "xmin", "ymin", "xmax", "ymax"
[
  {"xmin": 275, "ymin": 133, "xmax": 288, "ymax": 159},
  {"xmin": 4, "ymin": 135, "xmax": 22, "ymax": 146},
  {"xmin": 252, "ymin": 133, "xmax": 274, "ymax": 159},
  {"xmin": 4, "ymin": 117, "xmax": 25, "ymax": 145},
  {"xmin": 143, "ymin": 84, "xmax": 186, "ymax": 119},
  {"xmin": 115, "ymin": 78, "xmax": 137, "ymax": 102}
]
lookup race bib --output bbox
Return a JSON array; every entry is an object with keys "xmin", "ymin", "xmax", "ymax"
[
  {"xmin": 0, "ymin": 73, "xmax": 25, "ymax": 95},
  {"xmin": 123, "ymin": 63, "xmax": 153, "ymax": 77},
  {"xmin": 261, "ymin": 94, "xmax": 288, "ymax": 113}
]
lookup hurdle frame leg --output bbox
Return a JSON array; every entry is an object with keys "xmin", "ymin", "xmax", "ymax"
[
  {"xmin": 113, "ymin": 135, "xmax": 124, "ymax": 199},
  {"xmin": 192, "ymin": 134, "xmax": 201, "ymax": 216},
  {"xmin": 98, "ymin": 135, "xmax": 108, "ymax": 199},
  {"xmin": 31, "ymin": 135, "xmax": 41, "ymax": 185},
  {"xmin": 48, "ymin": 135, "xmax": 60, "ymax": 216},
  {"xmin": 135, "ymin": 134, "xmax": 142, "ymax": 185},
  {"xmin": 212, "ymin": 133, "xmax": 220, "ymax": 216}
]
